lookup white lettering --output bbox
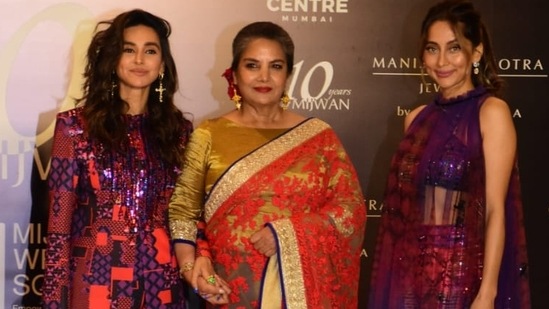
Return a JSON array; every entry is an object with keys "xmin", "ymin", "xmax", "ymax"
[
  {"xmin": 300, "ymin": 61, "xmax": 333, "ymax": 98},
  {"xmin": 419, "ymin": 82, "xmax": 440, "ymax": 94},
  {"xmin": 368, "ymin": 199, "xmax": 379, "ymax": 211},
  {"xmin": 372, "ymin": 57, "xmax": 423, "ymax": 69},
  {"xmin": 13, "ymin": 223, "xmax": 47, "ymax": 244},
  {"xmin": 13, "ymin": 274, "xmax": 44, "ymax": 296},
  {"xmin": 267, "ymin": 0, "xmax": 349, "ymax": 13},
  {"xmin": 498, "ymin": 58, "xmax": 544, "ymax": 71},
  {"xmin": 14, "ymin": 248, "xmax": 46, "ymax": 270}
]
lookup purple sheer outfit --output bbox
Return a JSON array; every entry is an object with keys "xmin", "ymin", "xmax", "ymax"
[{"xmin": 369, "ymin": 87, "xmax": 530, "ymax": 308}]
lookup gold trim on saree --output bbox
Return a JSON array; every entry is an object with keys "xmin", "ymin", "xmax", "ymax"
[
  {"xmin": 268, "ymin": 218, "xmax": 308, "ymax": 309},
  {"xmin": 260, "ymin": 255, "xmax": 283, "ymax": 309},
  {"xmin": 203, "ymin": 118, "xmax": 329, "ymax": 222},
  {"xmin": 169, "ymin": 219, "xmax": 198, "ymax": 242}
]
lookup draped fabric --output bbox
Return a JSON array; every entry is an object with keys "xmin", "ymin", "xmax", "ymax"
[
  {"xmin": 368, "ymin": 87, "xmax": 530, "ymax": 309},
  {"xmin": 169, "ymin": 117, "xmax": 366, "ymax": 308},
  {"xmin": 43, "ymin": 107, "xmax": 191, "ymax": 309}
]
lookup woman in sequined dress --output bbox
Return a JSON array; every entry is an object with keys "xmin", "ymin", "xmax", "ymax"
[
  {"xmin": 168, "ymin": 21, "xmax": 366, "ymax": 308},
  {"xmin": 368, "ymin": 1, "xmax": 530, "ymax": 308},
  {"xmin": 42, "ymin": 9, "xmax": 192, "ymax": 308}
]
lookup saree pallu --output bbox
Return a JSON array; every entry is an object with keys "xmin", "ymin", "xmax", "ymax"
[{"xmin": 204, "ymin": 119, "xmax": 366, "ymax": 308}]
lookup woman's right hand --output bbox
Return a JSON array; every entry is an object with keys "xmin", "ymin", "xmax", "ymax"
[{"xmin": 189, "ymin": 256, "xmax": 232, "ymax": 305}]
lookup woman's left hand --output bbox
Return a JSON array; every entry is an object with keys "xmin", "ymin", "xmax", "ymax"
[{"xmin": 250, "ymin": 227, "xmax": 277, "ymax": 257}]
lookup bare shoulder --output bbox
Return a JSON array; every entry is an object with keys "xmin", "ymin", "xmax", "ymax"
[
  {"xmin": 480, "ymin": 96, "xmax": 512, "ymax": 116},
  {"xmin": 404, "ymin": 104, "xmax": 427, "ymax": 132},
  {"xmin": 479, "ymin": 96, "xmax": 515, "ymax": 137},
  {"xmin": 480, "ymin": 96, "xmax": 514, "ymax": 127}
]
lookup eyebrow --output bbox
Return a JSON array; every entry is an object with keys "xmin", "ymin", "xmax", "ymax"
[
  {"xmin": 241, "ymin": 57, "xmax": 285, "ymax": 63},
  {"xmin": 123, "ymin": 41, "xmax": 161, "ymax": 49},
  {"xmin": 426, "ymin": 38, "xmax": 459, "ymax": 46}
]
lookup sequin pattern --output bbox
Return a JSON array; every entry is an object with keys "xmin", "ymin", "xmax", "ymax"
[{"xmin": 43, "ymin": 107, "xmax": 190, "ymax": 308}]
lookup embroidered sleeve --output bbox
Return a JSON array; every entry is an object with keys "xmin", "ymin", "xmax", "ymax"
[{"xmin": 169, "ymin": 126, "xmax": 211, "ymax": 243}]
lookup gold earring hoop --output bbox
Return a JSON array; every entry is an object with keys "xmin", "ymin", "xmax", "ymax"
[
  {"xmin": 231, "ymin": 85, "xmax": 242, "ymax": 110},
  {"xmin": 155, "ymin": 73, "xmax": 166, "ymax": 103},
  {"xmin": 280, "ymin": 93, "xmax": 290, "ymax": 110},
  {"xmin": 473, "ymin": 62, "xmax": 480, "ymax": 75}
]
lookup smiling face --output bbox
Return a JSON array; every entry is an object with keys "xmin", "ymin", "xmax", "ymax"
[
  {"xmin": 116, "ymin": 25, "xmax": 163, "ymax": 96},
  {"xmin": 233, "ymin": 38, "xmax": 289, "ymax": 108},
  {"xmin": 422, "ymin": 20, "xmax": 482, "ymax": 98}
]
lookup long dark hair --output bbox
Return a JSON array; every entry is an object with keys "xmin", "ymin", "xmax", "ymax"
[
  {"xmin": 231, "ymin": 21, "xmax": 295, "ymax": 75},
  {"xmin": 419, "ymin": 0, "xmax": 504, "ymax": 96},
  {"xmin": 79, "ymin": 9, "xmax": 189, "ymax": 167}
]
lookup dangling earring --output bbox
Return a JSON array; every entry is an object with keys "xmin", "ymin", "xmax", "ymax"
[
  {"xmin": 155, "ymin": 72, "xmax": 166, "ymax": 103},
  {"xmin": 111, "ymin": 81, "xmax": 117, "ymax": 99},
  {"xmin": 110, "ymin": 71, "xmax": 117, "ymax": 99},
  {"xmin": 473, "ymin": 62, "xmax": 480, "ymax": 75},
  {"xmin": 280, "ymin": 93, "xmax": 290, "ymax": 110},
  {"xmin": 231, "ymin": 85, "xmax": 242, "ymax": 110}
]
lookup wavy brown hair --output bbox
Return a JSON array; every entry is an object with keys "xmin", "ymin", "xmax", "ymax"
[
  {"xmin": 419, "ymin": 0, "xmax": 504, "ymax": 96},
  {"xmin": 79, "ymin": 9, "xmax": 190, "ymax": 167}
]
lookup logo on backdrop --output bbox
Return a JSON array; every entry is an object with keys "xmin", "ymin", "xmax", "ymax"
[
  {"xmin": 0, "ymin": 5, "xmax": 91, "ymax": 188},
  {"xmin": 287, "ymin": 60, "xmax": 353, "ymax": 111},
  {"xmin": 0, "ymin": 4, "xmax": 92, "ymax": 306},
  {"xmin": 266, "ymin": 0, "xmax": 349, "ymax": 23},
  {"xmin": 370, "ymin": 55, "xmax": 546, "ymax": 117},
  {"xmin": 366, "ymin": 198, "xmax": 383, "ymax": 218}
]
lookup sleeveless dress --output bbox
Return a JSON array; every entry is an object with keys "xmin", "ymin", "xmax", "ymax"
[{"xmin": 369, "ymin": 87, "xmax": 530, "ymax": 308}]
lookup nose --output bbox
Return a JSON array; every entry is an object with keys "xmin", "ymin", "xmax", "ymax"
[
  {"xmin": 258, "ymin": 66, "xmax": 269, "ymax": 81},
  {"xmin": 135, "ymin": 51, "xmax": 144, "ymax": 64},
  {"xmin": 437, "ymin": 52, "xmax": 447, "ymax": 67}
]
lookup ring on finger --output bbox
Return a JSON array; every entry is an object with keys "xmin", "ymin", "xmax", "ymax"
[{"xmin": 206, "ymin": 274, "xmax": 217, "ymax": 285}]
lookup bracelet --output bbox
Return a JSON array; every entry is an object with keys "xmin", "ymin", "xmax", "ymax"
[{"xmin": 179, "ymin": 262, "xmax": 194, "ymax": 278}]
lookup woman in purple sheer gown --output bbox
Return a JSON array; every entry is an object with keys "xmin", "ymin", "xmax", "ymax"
[{"xmin": 368, "ymin": 1, "xmax": 530, "ymax": 308}]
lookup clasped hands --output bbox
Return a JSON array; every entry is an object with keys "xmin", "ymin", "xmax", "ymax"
[
  {"xmin": 183, "ymin": 227, "xmax": 277, "ymax": 305},
  {"xmin": 184, "ymin": 256, "xmax": 231, "ymax": 305}
]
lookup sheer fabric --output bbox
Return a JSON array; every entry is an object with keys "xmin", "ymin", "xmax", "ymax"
[
  {"xmin": 170, "ymin": 117, "xmax": 366, "ymax": 308},
  {"xmin": 369, "ymin": 87, "xmax": 530, "ymax": 309}
]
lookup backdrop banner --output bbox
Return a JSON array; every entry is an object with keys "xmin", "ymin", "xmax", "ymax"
[{"xmin": 1, "ymin": 0, "xmax": 547, "ymax": 307}]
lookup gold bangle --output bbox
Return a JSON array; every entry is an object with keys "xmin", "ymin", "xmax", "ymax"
[{"xmin": 179, "ymin": 262, "xmax": 194, "ymax": 278}]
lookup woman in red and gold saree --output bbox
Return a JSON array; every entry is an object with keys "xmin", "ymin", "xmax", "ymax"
[
  {"xmin": 169, "ymin": 116, "xmax": 366, "ymax": 308},
  {"xmin": 169, "ymin": 21, "xmax": 366, "ymax": 309}
]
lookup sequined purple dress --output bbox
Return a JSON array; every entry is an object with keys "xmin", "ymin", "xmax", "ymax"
[
  {"xmin": 43, "ymin": 107, "xmax": 191, "ymax": 308},
  {"xmin": 369, "ymin": 87, "xmax": 530, "ymax": 308}
]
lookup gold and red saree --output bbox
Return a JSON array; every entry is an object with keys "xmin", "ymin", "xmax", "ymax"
[{"xmin": 170, "ymin": 117, "xmax": 366, "ymax": 308}]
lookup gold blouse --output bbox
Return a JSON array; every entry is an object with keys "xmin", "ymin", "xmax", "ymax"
[{"xmin": 169, "ymin": 117, "xmax": 287, "ymax": 242}]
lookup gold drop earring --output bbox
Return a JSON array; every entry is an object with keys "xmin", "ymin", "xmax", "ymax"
[
  {"xmin": 280, "ymin": 92, "xmax": 290, "ymax": 110},
  {"xmin": 231, "ymin": 84, "xmax": 242, "ymax": 110},
  {"xmin": 155, "ymin": 72, "xmax": 166, "ymax": 103}
]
